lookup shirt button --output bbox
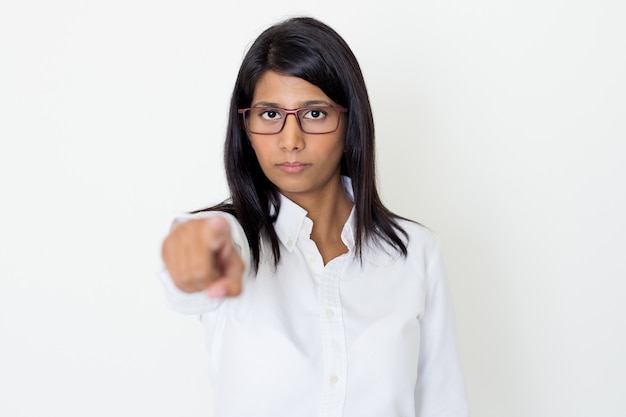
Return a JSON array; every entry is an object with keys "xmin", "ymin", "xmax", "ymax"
[
  {"xmin": 330, "ymin": 375, "xmax": 339, "ymax": 385},
  {"xmin": 286, "ymin": 239, "xmax": 293, "ymax": 247},
  {"xmin": 325, "ymin": 309, "xmax": 335, "ymax": 319},
  {"xmin": 308, "ymin": 255, "xmax": 316, "ymax": 263}
]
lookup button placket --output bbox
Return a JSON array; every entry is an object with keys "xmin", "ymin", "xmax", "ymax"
[{"xmin": 318, "ymin": 258, "xmax": 347, "ymax": 417}]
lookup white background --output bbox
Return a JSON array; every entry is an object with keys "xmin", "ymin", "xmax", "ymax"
[{"xmin": 1, "ymin": 1, "xmax": 625, "ymax": 416}]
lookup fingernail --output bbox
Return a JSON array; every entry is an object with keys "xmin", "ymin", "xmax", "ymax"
[{"xmin": 208, "ymin": 287, "xmax": 226, "ymax": 298}]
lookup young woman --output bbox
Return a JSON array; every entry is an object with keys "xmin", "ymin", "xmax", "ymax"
[{"xmin": 161, "ymin": 17, "xmax": 469, "ymax": 417}]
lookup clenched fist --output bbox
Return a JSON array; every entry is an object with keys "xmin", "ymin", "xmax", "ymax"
[{"xmin": 161, "ymin": 216, "xmax": 245, "ymax": 298}]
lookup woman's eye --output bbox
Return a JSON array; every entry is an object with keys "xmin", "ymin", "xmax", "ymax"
[
  {"xmin": 260, "ymin": 110, "xmax": 282, "ymax": 120},
  {"xmin": 303, "ymin": 108, "xmax": 327, "ymax": 120}
]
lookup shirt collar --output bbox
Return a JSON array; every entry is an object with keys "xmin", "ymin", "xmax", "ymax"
[{"xmin": 274, "ymin": 176, "xmax": 356, "ymax": 253}]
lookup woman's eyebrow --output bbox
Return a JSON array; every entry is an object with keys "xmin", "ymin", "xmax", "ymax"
[
  {"xmin": 251, "ymin": 101, "xmax": 280, "ymax": 108},
  {"xmin": 302, "ymin": 99, "xmax": 333, "ymax": 106}
]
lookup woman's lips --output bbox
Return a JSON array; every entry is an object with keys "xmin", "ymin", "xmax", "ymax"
[{"xmin": 276, "ymin": 162, "xmax": 310, "ymax": 173}]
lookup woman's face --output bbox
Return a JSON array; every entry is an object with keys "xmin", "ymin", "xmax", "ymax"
[{"xmin": 247, "ymin": 70, "xmax": 346, "ymax": 203}]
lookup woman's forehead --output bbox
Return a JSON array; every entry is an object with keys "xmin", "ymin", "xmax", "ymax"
[{"xmin": 251, "ymin": 71, "xmax": 333, "ymax": 107}]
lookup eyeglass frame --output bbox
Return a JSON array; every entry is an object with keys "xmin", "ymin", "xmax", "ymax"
[{"xmin": 237, "ymin": 106, "xmax": 348, "ymax": 135}]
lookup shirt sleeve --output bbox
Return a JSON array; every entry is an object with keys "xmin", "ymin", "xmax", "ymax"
[
  {"xmin": 414, "ymin": 235, "xmax": 470, "ymax": 417},
  {"xmin": 158, "ymin": 211, "xmax": 251, "ymax": 316}
]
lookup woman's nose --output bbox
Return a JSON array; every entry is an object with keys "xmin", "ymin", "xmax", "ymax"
[{"xmin": 278, "ymin": 113, "xmax": 305, "ymax": 151}]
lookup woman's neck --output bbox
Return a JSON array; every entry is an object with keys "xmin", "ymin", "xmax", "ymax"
[{"xmin": 283, "ymin": 179, "xmax": 353, "ymax": 264}]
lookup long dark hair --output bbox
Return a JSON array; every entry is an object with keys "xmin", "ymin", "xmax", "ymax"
[{"xmin": 197, "ymin": 17, "xmax": 408, "ymax": 271}]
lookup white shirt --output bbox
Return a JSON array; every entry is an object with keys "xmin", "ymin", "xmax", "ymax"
[{"xmin": 160, "ymin": 180, "xmax": 469, "ymax": 417}]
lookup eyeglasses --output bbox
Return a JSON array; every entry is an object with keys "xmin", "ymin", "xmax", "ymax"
[{"xmin": 238, "ymin": 106, "xmax": 348, "ymax": 135}]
